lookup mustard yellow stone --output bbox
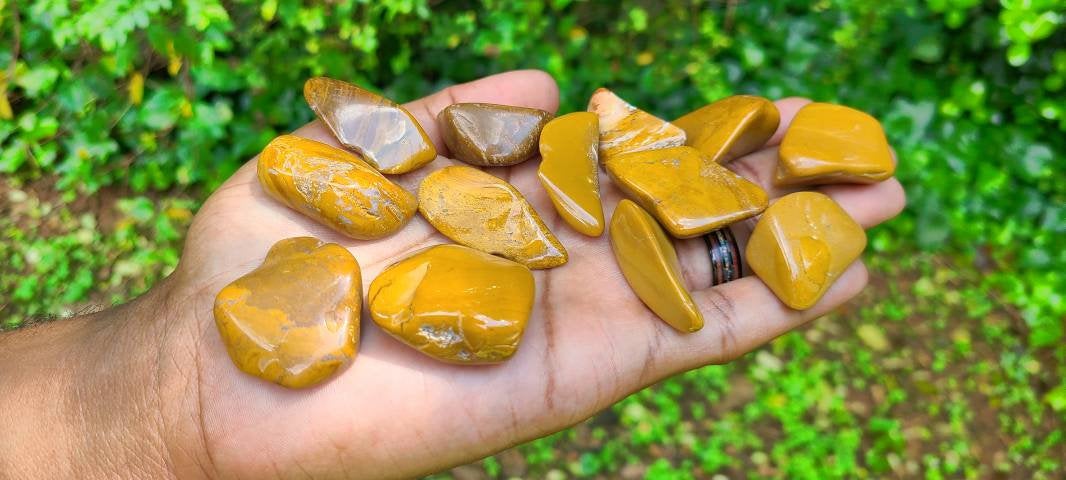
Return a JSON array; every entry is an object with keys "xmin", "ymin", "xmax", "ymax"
[
  {"xmin": 537, "ymin": 112, "xmax": 604, "ymax": 237},
  {"xmin": 775, "ymin": 102, "xmax": 895, "ymax": 186},
  {"xmin": 745, "ymin": 192, "xmax": 867, "ymax": 310},
  {"xmin": 605, "ymin": 146, "xmax": 768, "ymax": 238},
  {"xmin": 418, "ymin": 166, "xmax": 567, "ymax": 269},
  {"xmin": 674, "ymin": 95, "xmax": 780, "ymax": 164},
  {"xmin": 610, "ymin": 199, "xmax": 703, "ymax": 333},
  {"xmin": 304, "ymin": 77, "xmax": 436, "ymax": 174},
  {"xmin": 214, "ymin": 237, "xmax": 361, "ymax": 389},
  {"xmin": 257, "ymin": 135, "xmax": 418, "ymax": 240},
  {"xmin": 587, "ymin": 87, "xmax": 686, "ymax": 161},
  {"xmin": 368, "ymin": 244, "xmax": 535, "ymax": 364}
]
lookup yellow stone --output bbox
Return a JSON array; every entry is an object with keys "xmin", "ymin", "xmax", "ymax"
[
  {"xmin": 368, "ymin": 244, "xmax": 535, "ymax": 364},
  {"xmin": 257, "ymin": 135, "xmax": 418, "ymax": 240},
  {"xmin": 304, "ymin": 77, "xmax": 436, "ymax": 174},
  {"xmin": 587, "ymin": 87, "xmax": 686, "ymax": 161},
  {"xmin": 537, "ymin": 112, "xmax": 605, "ymax": 237},
  {"xmin": 775, "ymin": 102, "xmax": 895, "ymax": 186},
  {"xmin": 745, "ymin": 192, "xmax": 867, "ymax": 310},
  {"xmin": 214, "ymin": 237, "xmax": 361, "ymax": 389},
  {"xmin": 605, "ymin": 146, "xmax": 768, "ymax": 238},
  {"xmin": 418, "ymin": 165, "xmax": 567, "ymax": 269},
  {"xmin": 673, "ymin": 95, "xmax": 780, "ymax": 164},
  {"xmin": 609, "ymin": 199, "xmax": 703, "ymax": 333}
]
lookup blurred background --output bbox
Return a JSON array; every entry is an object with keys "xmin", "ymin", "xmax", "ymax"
[{"xmin": 1, "ymin": 0, "xmax": 1063, "ymax": 478}]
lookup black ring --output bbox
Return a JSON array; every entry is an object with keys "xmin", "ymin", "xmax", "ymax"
[{"xmin": 704, "ymin": 227, "xmax": 742, "ymax": 286}]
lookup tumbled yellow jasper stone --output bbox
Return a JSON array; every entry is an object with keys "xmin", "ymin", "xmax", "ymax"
[
  {"xmin": 537, "ymin": 112, "xmax": 605, "ymax": 237},
  {"xmin": 418, "ymin": 165, "xmax": 567, "ymax": 269},
  {"xmin": 214, "ymin": 237, "xmax": 361, "ymax": 389},
  {"xmin": 304, "ymin": 77, "xmax": 436, "ymax": 174},
  {"xmin": 587, "ymin": 87, "xmax": 686, "ymax": 161},
  {"xmin": 257, "ymin": 135, "xmax": 418, "ymax": 240},
  {"xmin": 745, "ymin": 192, "xmax": 867, "ymax": 310},
  {"xmin": 775, "ymin": 102, "xmax": 895, "ymax": 186},
  {"xmin": 610, "ymin": 199, "xmax": 703, "ymax": 333},
  {"xmin": 369, "ymin": 244, "xmax": 535, "ymax": 364},
  {"xmin": 674, "ymin": 95, "xmax": 780, "ymax": 164},
  {"xmin": 605, "ymin": 146, "xmax": 768, "ymax": 238}
]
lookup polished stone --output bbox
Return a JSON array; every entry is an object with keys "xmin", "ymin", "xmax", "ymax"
[
  {"xmin": 439, "ymin": 103, "xmax": 553, "ymax": 166},
  {"xmin": 214, "ymin": 237, "xmax": 361, "ymax": 389},
  {"xmin": 745, "ymin": 192, "xmax": 867, "ymax": 310},
  {"xmin": 257, "ymin": 135, "xmax": 417, "ymax": 240},
  {"xmin": 775, "ymin": 102, "xmax": 895, "ymax": 186},
  {"xmin": 605, "ymin": 146, "xmax": 768, "ymax": 238},
  {"xmin": 537, "ymin": 112, "xmax": 604, "ymax": 237},
  {"xmin": 673, "ymin": 95, "xmax": 779, "ymax": 164},
  {"xmin": 304, "ymin": 76, "xmax": 436, "ymax": 174},
  {"xmin": 587, "ymin": 88, "xmax": 686, "ymax": 161},
  {"xmin": 610, "ymin": 199, "xmax": 704, "ymax": 333},
  {"xmin": 368, "ymin": 244, "xmax": 534, "ymax": 364},
  {"xmin": 418, "ymin": 166, "xmax": 567, "ymax": 269}
]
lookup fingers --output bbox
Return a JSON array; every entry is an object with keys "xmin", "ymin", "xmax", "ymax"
[
  {"xmin": 659, "ymin": 260, "xmax": 869, "ymax": 372},
  {"xmin": 821, "ymin": 179, "xmax": 906, "ymax": 226},
  {"xmin": 648, "ymin": 95, "xmax": 900, "ymax": 374},
  {"xmin": 673, "ymin": 175, "xmax": 904, "ymax": 292},
  {"xmin": 765, "ymin": 97, "xmax": 814, "ymax": 146}
]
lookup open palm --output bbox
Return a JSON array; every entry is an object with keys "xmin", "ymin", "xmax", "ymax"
[{"xmin": 159, "ymin": 70, "xmax": 904, "ymax": 478}]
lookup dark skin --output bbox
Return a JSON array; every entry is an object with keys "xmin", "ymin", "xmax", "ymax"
[{"xmin": 0, "ymin": 70, "xmax": 905, "ymax": 479}]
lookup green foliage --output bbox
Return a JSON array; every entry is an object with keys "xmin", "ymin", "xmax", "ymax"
[
  {"xmin": 2, "ymin": 0, "xmax": 1065, "ymax": 477},
  {"xmin": 0, "ymin": 187, "xmax": 191, "ymax": 327}
]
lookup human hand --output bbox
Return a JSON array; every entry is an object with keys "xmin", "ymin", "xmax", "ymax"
[{"xmin": 0, "ymin": 70, "xmax": 905, "ymax": 479}]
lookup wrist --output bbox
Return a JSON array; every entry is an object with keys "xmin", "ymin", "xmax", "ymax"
[{"xmin": 0, "ymin": 277, "xmax": 208, "ymax": 479}]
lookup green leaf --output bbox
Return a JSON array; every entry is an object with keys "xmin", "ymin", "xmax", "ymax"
[
  {"xmin": 138, "ymin": 88, "xmax": 184, "ymax": 130},
  {"xmin": 15, "ymin": 65, "xmax": 61, "ymax": 98}
]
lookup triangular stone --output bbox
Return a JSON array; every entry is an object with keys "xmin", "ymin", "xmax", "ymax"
[{"xmin": 438, "ymin": 103, "xmax": 552, "ymax": 166}]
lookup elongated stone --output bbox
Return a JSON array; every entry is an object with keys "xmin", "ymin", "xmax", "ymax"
[
  {"xmin": 257, "ymin": 135, "xmax": 417, "ymax": 240},
  {"xmin": 587, "ymin": 88, "xmax": 686, "ymax": 161},
  {"xmin": 304, "ymin": 77, "xmax": 436, "ymax": 174},
  {"xmin": 368, "ymin": 244, "xmax": 534, "ymax": 364},
  {"xmin": 673, "ymin": 95, "xmax": 780, "ymax": 164},
  {"xmin": 775, "ymin": 103, "xmax": 895, "ymax": 186},
  {"xmin": 418, "ymin": 166, "xmax": 567, "ymax": 269},
  {"xmin": 439, "ymin": 103, "xmax": 553, "ymax": 166},
  {"xmin": 214, "ymin": 237, "xmax": 361, "ymax": 389},
  {"xmin": 605, "ymin": 146, "xmax": 768, "ymax": 238},
  {"xmin": 745, "ymin": 192, "xmax": 867, "ymax": 310},
  {"xmin": 537, "ymin": 112, "xmax": 604, "ymax": 237},
  {"xmin": 610, "ymin": 199, "xmax": 703, "ymax": 333}
]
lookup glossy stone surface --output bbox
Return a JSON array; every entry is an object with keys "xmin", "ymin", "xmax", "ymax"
[
  {"xmin": 610, "ymin": 199, "xmax": 703, "ymax": 333},
  {"xmin": 419, "ymin": 166, "xmax": 567, "ymax": 269},
  {"xmin": 368, "ymin": 244, "xmax": 535, "ymax": 364},
  {"xmin": 537, "ymin": 112, "xmax": 604, "ymax": 237},
  {"xmin": 257, "ymin": 135, "xmax": 417, "ymax": 240},
  {"xmin": 605, "ymin": 146, "xmax": 768, "ymax": 238},
  {"xmin": 746, "ymin": 192, "xmax": 867, "ymax": 310},
  {"xmin": 438, "ymin": 103, "xmax": 553, "ymax": 166},
  {"xmin": 304, "ymin": 77, "xmax": 436, "ymax": 174},
  {"xmin": 214, "ymin": 237, "xmax": 361, "ymax": 389},
  {"xmin": 775, "ymin": 102, "xmax": 895, "ymax": 186},
  {"xmin": 587, "ymin": 88, "xmax": 686, "ymax": 161},
  {"xmin": 673, "ymin": 95, "xmax": 780, "ymax": 164}
]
